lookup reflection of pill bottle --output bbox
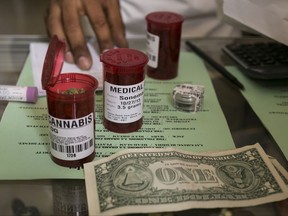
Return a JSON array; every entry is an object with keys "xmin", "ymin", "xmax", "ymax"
[
  {"xmin": 42, "ymin": 36, "xmax": 98, "ymax": 168},
  {"xmin": 101, "ymin": 48, "xmax": 148, "ymax": 133},
  {"xmin": 53, "ymin": 180, "xmax": 88, "ymax": 216},
  {"xmin": 146, "ymin": 11, "xmax": 183, "ymax": 80}
]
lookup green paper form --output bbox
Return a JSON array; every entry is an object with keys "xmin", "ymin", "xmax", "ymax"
[
  {"xmin": 227, "ymin": 66, "xmax": 288, "ymax": 160},
  {"xmin": 0, "ymin": 52, "xmax": 235, "ymax": 180}
]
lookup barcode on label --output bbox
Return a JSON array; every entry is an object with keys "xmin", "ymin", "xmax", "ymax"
[
  {"xmin": 148, "ymin": 53, "xmax": 156, "ymax": 62},
  {"xmin": 51, "ymin": 139, "xmax": 94, "ymax": 153}
]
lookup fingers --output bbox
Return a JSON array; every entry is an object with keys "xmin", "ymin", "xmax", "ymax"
[
  {"xmin": 61, "ymin": 0, "xmax": 92, "ymax": 69},
  {"xmin": 105, "ymin": 0, "xmax": 128, "ymax": 48},
  {"xmin": 45, "ymin": 0, "xmax": 74, "ymax": 63},
  {"xmin": 83, "ymin": 0, "xmax": 114, "ymax": 51},
  {"xmin": 45, "ymin": 0, "xmax": 64, "ymax": 39},
  {"xmin": 46, "ymin": 0, "xmax": 92, "ymax": 70},
  {"xmin": 45, "ymin": 0, "xmax": 128, "ymax": 70},
  {"xmin": 84, "ymin": 0, "xmax": 128, "ymax": 51}
]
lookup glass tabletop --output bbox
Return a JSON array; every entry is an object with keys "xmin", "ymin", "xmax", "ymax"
[{"xmin": 0, "ymin": 35, "xmax": 287, "ymax": 216}]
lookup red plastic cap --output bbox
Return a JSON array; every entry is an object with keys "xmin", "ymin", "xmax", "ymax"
[
  {"xmin": 100, "ymin": 48, "xmax": 148, "ymax": 72},
  {"xmin": 146, "ymin": 11, "xmax": 184, "ymax": 29},
  {"xmin": 42, "ymin": 35, "xmax": 65, "ymax": 90}
]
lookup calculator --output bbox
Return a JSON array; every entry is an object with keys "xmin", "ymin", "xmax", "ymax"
[{"xmin": 222, "ymin": 42, "xmax": 288, "ymax": 79}]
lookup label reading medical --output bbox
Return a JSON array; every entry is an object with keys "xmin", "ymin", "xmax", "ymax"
[{"xmin": 105, "ymin": 81, "xmax": 145, "ymax": 123}]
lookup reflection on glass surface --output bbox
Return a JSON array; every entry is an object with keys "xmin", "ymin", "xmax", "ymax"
[{"xmin": 53, "ymin": 180, "xmax": 88, "ymax": 216}]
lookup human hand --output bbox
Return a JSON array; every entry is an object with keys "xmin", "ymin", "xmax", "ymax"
[{"xmin": 45, "ymin": 0, "xmax": 128, "ymax": 70}]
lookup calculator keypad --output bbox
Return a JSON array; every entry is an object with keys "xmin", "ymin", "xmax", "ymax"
[{"xmin": 223, "ymin": 42, "xmax": 288, "ymax": 79}]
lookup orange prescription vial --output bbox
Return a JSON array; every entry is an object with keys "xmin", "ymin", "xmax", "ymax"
[
  {"xmin": 42, "ymin": 36, "xmax": 98, "ymax": 168},
  {"xmin": 146, "ymin": 11, "xmax": 183, "ymax": 80},
  {"xmin": 101, "ymin": 48, "xmax": 148, "ymax": 133}
]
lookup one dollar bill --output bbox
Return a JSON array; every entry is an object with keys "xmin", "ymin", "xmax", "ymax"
[{"xmin": 84, "ymin": 143, "xmax": 288, "ymax": 216}]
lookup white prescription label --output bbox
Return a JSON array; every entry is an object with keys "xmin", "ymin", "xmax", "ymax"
[
  {"xmin": 105, "ymin": 81, "xmax": 144, "ymax": 123},
  {"xmin": 49, "ymin": 113, "xmax": 95, "ymax": 161},
  {"xmin": 146, "ymin": 32, "xmax": 159, "ymax": 68},
  {"xmin": 0, "ymin": 86, "xmax": 26, "ymax": 101}
]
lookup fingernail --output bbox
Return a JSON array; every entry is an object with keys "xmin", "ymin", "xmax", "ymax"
[
  {"xmin": 65, "ymin": 51, "xmax": 74, "ymax": 63},
  {"xmin": 102, "ymin": 49, "xmax": 110, "ymax": 53},
  {"xmin": 78, "ymin": 56, "xmax": 91, "ymax": 70}
]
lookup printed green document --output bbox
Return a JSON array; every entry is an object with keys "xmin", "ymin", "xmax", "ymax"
[
  {"xmin": 226, "ymin": 66, "xmax": 288, "ymax": 160},
  {"xmin": 0, "ymin": 52, "xmax": 235, "ymax": 179}
]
